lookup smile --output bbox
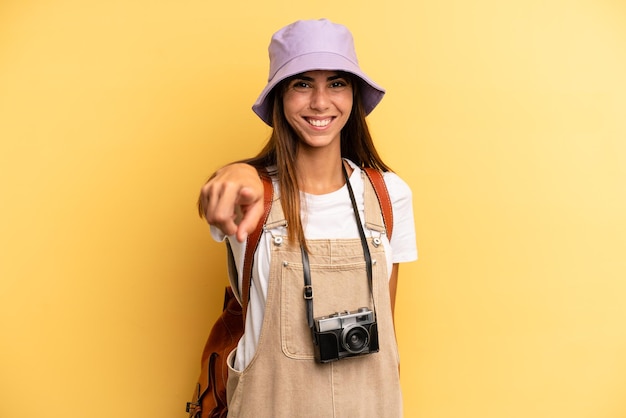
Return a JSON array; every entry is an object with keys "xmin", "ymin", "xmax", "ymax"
[{"xmin": 306, "ymin": 118, "xmax": 332, "ymax": 127}]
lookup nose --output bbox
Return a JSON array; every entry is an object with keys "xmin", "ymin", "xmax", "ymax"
[{"xmin": 309, "ymin": 86, "xmax": 330, "ymax": 111}]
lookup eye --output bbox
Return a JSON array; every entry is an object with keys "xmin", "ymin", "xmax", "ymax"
[
  {"xmin": 291, "ymin": 80, "xmax": 311, "ymax": 91},
  {"xmin": 330, "ymin": 79, "xmax": 348, "ymax": 89}
]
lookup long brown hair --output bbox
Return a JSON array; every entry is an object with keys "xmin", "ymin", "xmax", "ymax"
[{"xmin": 242, "ymin": 74, "xmax": 392, "ymax": 246}]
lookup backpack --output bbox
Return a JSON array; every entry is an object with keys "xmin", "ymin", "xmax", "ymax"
[{"xmin": 186, "ymin": 168, "xmax": 393, "ymax": 418}]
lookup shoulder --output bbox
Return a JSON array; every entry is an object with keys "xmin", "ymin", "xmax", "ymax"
[
  {"xmin": 380, "ymin": 172, "xmax": 413, "ymax": 210},
  {"xmin": 344, "ymin": 159, "xmax": 413, "ymax": 202},
  {"xmin": 382, "ymin": 171, "xmax": 412, "ymax": 199}
]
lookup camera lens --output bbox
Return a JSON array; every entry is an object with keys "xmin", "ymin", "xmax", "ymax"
[{"xmin": 341, "ymin": 325, "xmax": 369, "ymax": 354}]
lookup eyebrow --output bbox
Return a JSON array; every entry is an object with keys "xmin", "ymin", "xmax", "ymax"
[{"xmin": 294, "ymin": 74, "xmax": 346, "ymax": 82}]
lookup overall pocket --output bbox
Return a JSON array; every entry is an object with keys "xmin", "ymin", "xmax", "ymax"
[
  {"xmin": 280, "ymin": 260, "xmax": 375, "ymax": 359},
  {"xmin": 225, "ymin": 348, "xmax": 243, "ymax": 414}
]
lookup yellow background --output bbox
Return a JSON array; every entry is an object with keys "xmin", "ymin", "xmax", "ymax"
[{"xmin": 1, "ymin": 1, "xmax": 626, "ymax": 417}]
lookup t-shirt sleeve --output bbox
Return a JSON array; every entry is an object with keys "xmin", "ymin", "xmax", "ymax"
[
  {"xmin": 209, "ymin": 225, "xmax": 227, "ymax": 242},
  {"xmin": 209, "ymin": 226, "xmax": 247, "ymax": 292},
  {"xmin": 384, "ymin": 172, "xmax": 418, "ymax": 263}
]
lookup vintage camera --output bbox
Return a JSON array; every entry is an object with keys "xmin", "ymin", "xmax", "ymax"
[{"xmin": 313, "ymin": 307, "xmax": 379, "ymax": 363}]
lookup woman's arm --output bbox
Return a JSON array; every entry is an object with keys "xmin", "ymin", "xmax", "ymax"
[
  {"xmin": 389, "ymin": 263, "xmax": 399, "ymax": 324},
  {"xmin": 199, "ymin": 163, "xmax": 265, "ymax": 243}
]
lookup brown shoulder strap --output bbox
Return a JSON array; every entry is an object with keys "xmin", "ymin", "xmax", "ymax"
[
  {"xmin": 363, "ymin": 167, "xmax": 393, "ymax": 240},
  {"xmin": 241, "ymin": 173, "xmax": 274, "ymax": 320}
]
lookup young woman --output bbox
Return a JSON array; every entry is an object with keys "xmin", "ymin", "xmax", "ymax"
[{"xmin": 198, "ymin": 19, "xmax": 417, "ymax": 417}]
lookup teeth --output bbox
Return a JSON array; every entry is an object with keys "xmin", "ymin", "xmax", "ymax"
[{"xmin": 307, "ymin": 118, "xmax": 331, "ymax": 127}]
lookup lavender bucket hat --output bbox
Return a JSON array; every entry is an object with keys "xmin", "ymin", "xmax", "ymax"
[{"xmin": 252, "ymin": 19, "xmax": 386, "ymax": 126}]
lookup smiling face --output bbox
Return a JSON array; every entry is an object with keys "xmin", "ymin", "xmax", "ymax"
[{"xmin": 282, "ymin": 70, "xmax": 353, "ymax": 152}]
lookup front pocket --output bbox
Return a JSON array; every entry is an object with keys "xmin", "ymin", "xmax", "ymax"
[
  {"xmin": 280, "ymin": 261, "xmax": 376, "ymax": 359},
  {"xmin": 225, "ymin": 348, "xmax": 243, "ymax": 413}
]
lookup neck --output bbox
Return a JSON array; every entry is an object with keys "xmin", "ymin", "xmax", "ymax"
[{"xmin": 295, "ymin": 151, "xmax": 350, "ymax": 195}]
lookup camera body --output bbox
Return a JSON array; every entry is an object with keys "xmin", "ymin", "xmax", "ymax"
[{"xmin": 313, "ymin": 307, "xmax": 379, "ymax": 363}]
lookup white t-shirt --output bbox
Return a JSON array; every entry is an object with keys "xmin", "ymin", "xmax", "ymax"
[{"xmin": 211, "ymin": 160, "xmax": 418, "ymax": 371}]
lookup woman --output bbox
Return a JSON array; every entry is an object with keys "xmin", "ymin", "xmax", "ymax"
[{"xmin": 199, "ymin": 19, "xmax": 417, "ymax": 417}]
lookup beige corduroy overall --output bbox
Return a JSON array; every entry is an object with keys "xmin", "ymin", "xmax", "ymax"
[{"xmin": 226, "ymin": 173, "xmax": 402, "ymax": 417}]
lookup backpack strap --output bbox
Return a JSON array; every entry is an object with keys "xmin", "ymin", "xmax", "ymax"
[
  {"xmin": 240, "ymin": 172, "xmax": 274, "ymax": 321},
  {"xmin": 363, "ymin": 168, "xmax": 394, "ymax": 240}
]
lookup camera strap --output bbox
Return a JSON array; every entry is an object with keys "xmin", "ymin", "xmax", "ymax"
[{"xmin": 300, "ymin": 163, "xmax": 376, "ymax": 335}]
